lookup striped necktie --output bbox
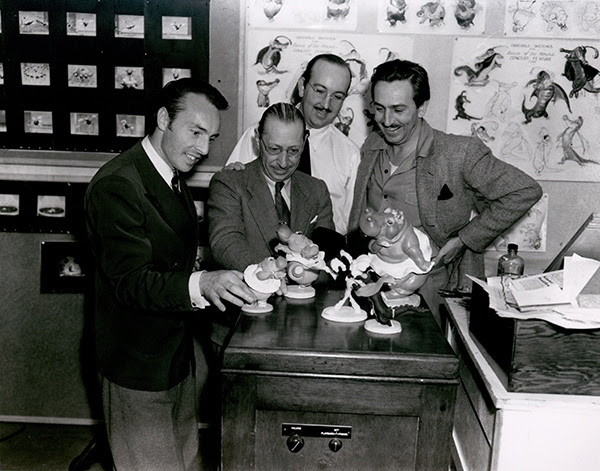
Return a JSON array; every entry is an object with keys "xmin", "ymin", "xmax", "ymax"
[
  {"xmin": 171, "ymin": 169, "xmax": 182, "ymax": 198},
  {"xmin": 274, "ymin": 181, "xmax": 290, "ymax": 226}
]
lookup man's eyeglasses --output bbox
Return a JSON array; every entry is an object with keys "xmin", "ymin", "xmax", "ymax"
[
  {"xmin": 259, "ymin": 135, "xmax": 306, "ymax": 158},
  {"xmin": 306, "ymin": 82, "xmax": 347, "ymax": 103}
]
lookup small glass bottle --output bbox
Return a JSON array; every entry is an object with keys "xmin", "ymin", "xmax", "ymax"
[{"xmin": 497, "ymin": 243, "xmax": 525, "ymax": 276}]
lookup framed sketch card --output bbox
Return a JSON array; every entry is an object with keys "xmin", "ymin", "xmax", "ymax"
[
  {"xmin": 67, "ymin": 12, "xmax": 97, "ymax": 36},
  {"xmin": 40, "ymin": 241, "xmax": 89, "ymax": 294},
  {"xmin": 19, "ymin": 11, "xmax": 49, "ymax": 35}
]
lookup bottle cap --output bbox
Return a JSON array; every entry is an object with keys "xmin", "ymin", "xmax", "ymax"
[{"xmin": 507, "ymin": 243, "xmax": 518, "ymax": 251}]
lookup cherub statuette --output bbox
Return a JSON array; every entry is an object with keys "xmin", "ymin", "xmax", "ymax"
[
  {"xmin": 275, "ymin": 224, "xmax": 329, "ymax": 299},
  {"xmin": 241, "ymin": 256, "xmax": 287, "ymax": 314}
]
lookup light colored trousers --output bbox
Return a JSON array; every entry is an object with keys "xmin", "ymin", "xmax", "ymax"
[{"xmin": 101, "ymin": 372, "xmax": 200, "ymax": 471}]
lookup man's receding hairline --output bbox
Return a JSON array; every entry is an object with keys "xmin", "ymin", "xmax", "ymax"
[{"xmin": 309, "ymin": 58, "xmax": 352, "ymax": 90}]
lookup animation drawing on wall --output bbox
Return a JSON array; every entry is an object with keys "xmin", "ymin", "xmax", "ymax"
[
  {"xmin": 504, "ymin": 0, "xmax": 600, "ymax": 38},
  {"xmin": 377, "ymin": 0, "xmax": 487, "ymax": 35},
  {"xmin": 243, "ymin": 29, "xmax": 414, "ymax": 148},
  {"xmin": 448, "ymin": 37, "xmax": 600, "ymax": 183}
]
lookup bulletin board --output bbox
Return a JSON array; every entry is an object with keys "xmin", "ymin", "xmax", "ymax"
[{"xmin": 0, "ymin": 0, "xmax": 209, "ymax": 153}]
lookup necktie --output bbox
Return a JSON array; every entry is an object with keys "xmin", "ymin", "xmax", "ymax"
[
  {"xmin": 171, "ymin": 169, "xmax": 182, "ymax": 198},
  {"xmin": 274, "ymin": 181, "xmax": 290, "ymax": 226},
  {"xmin": 297, "ymin": 134, "xmax": 311, "ymax": 175}
]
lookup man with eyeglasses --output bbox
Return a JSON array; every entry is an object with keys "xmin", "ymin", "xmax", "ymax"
[
  {"xmin": 208, "ymin": 102, "xmax": 334, "ymax": 271},
  {"xmin": 225, "ymin": 53, "xmax": 360, "ymax": 236}
]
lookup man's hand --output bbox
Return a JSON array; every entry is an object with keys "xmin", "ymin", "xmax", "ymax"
[
  {"xmin": 432, "ymin": 236, "xmax": 466, "ymax": 267},
  {"xmin": 221, "ymin": 161, "xmax": 246, "ymax": 171},
  {"xmin": 199, "ymin": 270, "xmax": 256, "ymax": 311}
]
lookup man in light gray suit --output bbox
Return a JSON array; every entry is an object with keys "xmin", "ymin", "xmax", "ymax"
[
  {"xmin": 208, "ymin": 102, "xmax": 335, "ymax": 272},
  {"xmin": 348, "ymin": 60, "xmax": 542, "ymax": 322}
]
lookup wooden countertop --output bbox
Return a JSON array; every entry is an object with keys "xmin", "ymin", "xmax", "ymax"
[{"xmin": 223, "ymin": 290, "xmax": 458, "ymax": 382}]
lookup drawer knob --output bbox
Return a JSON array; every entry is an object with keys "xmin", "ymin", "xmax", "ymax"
[
  {"xmin": 329, "ymin": 438, "xmax": 343, "ymax": 452},
  {"xmin": 286, "ymin": 434, "xmax": 304, "ymax": 453}
]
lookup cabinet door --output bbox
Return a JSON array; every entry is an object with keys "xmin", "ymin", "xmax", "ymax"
[
  {"xmin": 222, "ymin": 374, "xmax": 456, "ymax": 471},
  {"xmin": 256, "ymin": 410, "xmax": 418, "ymax": 471}
]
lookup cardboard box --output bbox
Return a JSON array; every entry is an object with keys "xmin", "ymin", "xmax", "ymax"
[{"xmin": 469, "ymin": 283, "xmax": 600, "ymax": 395}]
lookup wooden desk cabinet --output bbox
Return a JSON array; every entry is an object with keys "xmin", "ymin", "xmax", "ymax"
[
  {"xmin": 221, "ymin": 291, "xmax": 459, "ymax": 471},
  {"xmin": 443, "ymin": 299, "xmax": 600, "ymax": 471}
]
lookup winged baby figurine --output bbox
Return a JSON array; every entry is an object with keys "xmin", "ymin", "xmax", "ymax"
[{"xmin": 274, "ymin": 224, "xmax": 330, "ymax": 299}]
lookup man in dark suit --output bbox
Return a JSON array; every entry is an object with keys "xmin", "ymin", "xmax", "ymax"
[
  {"xmin": 348, "ymin": 60, "xmax": 542, "ymax": 323},
  {"xmin": 84, "ymin": 78, "xmax": 256, "ymax": 470},
  {"xmin": 208, "ymin": 102, "xmax": 335, "ymax": 272}
]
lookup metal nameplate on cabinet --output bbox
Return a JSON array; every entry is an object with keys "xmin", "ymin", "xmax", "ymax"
[{"xmin": 282, "ymin": 423, "xmax": 352, "ymax": 438}]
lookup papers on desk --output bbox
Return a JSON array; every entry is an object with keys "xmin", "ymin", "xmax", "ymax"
[
  {"xmin": 509, "ymin": 271, "xmax": 570, "ymax": 311},
  {"xmin": 468, "ymin": 254, "xmax": 600, "ymax": 329}
]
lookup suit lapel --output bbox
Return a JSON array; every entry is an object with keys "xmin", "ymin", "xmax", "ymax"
[
  {"xmin": 354, "ymin": 147, "xmax": 380, "ymax": 220},
  {"xmin": 290, "ymin": 175, "xmax": 313, "ymax": 232},
  {"xmin": 133, "ymin": 148, "xmax": 197, "ymax": 238},
  {"xmin": 246, "ymin": 161, "xmax": 281, "ymax": 247},
  {"xmin": 416, "ymin": 133, "xmax": 444, "ymax": 245}
]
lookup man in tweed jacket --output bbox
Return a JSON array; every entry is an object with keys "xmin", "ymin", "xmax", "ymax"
[{"xmin": 348, "ymin": 60, "xmax": 542, "ymax": 322}]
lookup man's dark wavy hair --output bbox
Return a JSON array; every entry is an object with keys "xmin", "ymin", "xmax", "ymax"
[
  {"xmin": 158, "ymin": 78, "xmax": 229, "ymax": 122},
  {"xmin": 370, "ymin": 59, "xmax": 430, "ymax": 108}
]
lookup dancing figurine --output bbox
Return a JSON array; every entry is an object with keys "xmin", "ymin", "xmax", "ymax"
[{"xmin": 321, "ymin": 250, "xmax": 370, "ymax": 323}]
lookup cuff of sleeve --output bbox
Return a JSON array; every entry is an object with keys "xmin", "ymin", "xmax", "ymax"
[{"xmin": 189, "ymin": 271, "xmax": 210, "ymax": 309}]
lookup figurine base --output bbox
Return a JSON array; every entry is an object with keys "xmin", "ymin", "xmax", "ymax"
[
  {"xmin": 381, "ymin": 292, "xmax": 421, "ymax": 308},
  {"xmin": 285, "ymin": 285, "xmax": 315, "ymax": 299},
  {"xmin": 321, "ymin": 306, "xmax": 368, "ymax": 323},
  {"xmin": 241, "ymin": 303, "xmax": 273, "ymax": 315},
  {"xmin": 364, "ymin": 318, "xmax": 402, "ymax": 335}
]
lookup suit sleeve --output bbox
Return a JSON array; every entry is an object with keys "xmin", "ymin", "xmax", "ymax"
[
  {"xmin": 457, "ymin": 138, "xmax": 543, "ymax": 253},
  {"xmin": 313, "ymin": 179, "xmax": 335, "ymax": 233},
  {"xmin": 85, "ymin": 176, "xmax": 192, "ymax": 312},
  {"xmin": 207, "ymin": 171, "xmax": 257, "ymax": 271}
]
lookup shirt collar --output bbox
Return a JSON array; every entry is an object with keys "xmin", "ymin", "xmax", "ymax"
[
  {"xmin": 141, "ymin": 135, "xmax": 174, "ymax": 187},
  {"xmin": 260, "ymin": 170, "xmax": 290, "ymax": 197},
  {"xmin": 370, "ymin": 118, "xmax": 435, "ymax": 159},
  {"xmin": 306, "ymin": 123, "xmax": 331, "ymax": 146}
]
